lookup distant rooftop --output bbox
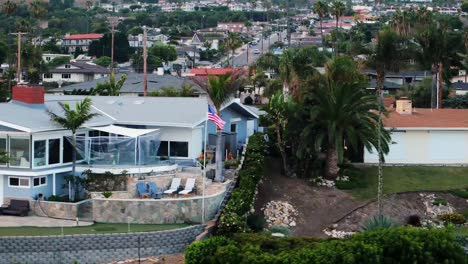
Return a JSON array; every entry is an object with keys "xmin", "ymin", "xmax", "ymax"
[{"xmin": 63, "ymin": 34, "xmax": 103, "ymax": 40}]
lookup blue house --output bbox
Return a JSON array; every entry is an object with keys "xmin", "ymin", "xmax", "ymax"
[{"xmin": 205, "ymin": 99, "xmax": 262, "ymax": 157}]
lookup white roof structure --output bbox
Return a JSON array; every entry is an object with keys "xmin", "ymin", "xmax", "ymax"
[{"xmin": 88, "ymin": 125, "xmax": 159, "ymax": 137}]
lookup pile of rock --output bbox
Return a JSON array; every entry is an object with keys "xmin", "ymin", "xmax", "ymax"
[
  {"xmin": 323, "ymin": 226, "xmax": 355, "ymax": 239},
  {"xmin": 262, "ymin": 200, "xmax": 298, "ymax": 228},
  {"xmin": 420, "ymin": 193, "xmax": 454, "ymax": 217}
]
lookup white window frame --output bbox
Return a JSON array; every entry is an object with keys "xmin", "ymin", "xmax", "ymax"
[
  {"xmin": 8, "ymin": 136, "xmax": 31, "ymax": 169},
  {"xmin": 0, "ymin": 136, "xmax": 7, "ymax": 167},
  {"xmin": 32, "ymin": 137, "xmax": 62, "ymax": 169},
  {"xmin": 8, "ymin": 176, "xmax": 30, "ymax": 188},
  {"xmin": 32, "ymin": 176, "xmax": 47, "ymax": 188}
]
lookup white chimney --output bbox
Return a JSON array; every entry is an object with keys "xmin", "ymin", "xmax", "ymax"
[{"xmin": 396, "ymin": 98, "xmax": 412, "ymax": 115}]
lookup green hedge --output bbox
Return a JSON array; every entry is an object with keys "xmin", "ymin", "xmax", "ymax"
[
  {"xmin": 217, "ymin": 133, "xmax": 268, "ymax": 234},
  {"xmin": 185, "ymin": 227, "xmax": 466, "ymax": 264}
]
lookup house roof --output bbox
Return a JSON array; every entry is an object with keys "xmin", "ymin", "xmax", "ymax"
[
  {"xmin": 363, "ymin": 70, "xmax": 432, "ymax": 78},
  {"xmin": 368, "ymin": 79, "xmax": 402, "ymax": 89},
  {"xmin": 452, "ymin": 82, "xmax": 468, "ymax": 91},
  {"xmin": 63, "ymin": 34, "xmax": 103, "ymax": 40},
  {"xmin": 384, "ymin": 108, "xmax": 468, "ymax": 128},
  {"xmin": 49, "ymin": 73, "xmax": 205, "ymax": 95},
  {"xmin": 221, "ymin": 99, "xmax": 259, "ymax": 119},
  {"xmin": 0, "ymin": 95, "xmax": 209, "ymax": 132},
  {"xmin": 49, "ymin": 61, "xmax": 110, "ymax": 74},
  {"xmin": 190, "ymin": 68, "xmax": 237, "ymax": 76}
]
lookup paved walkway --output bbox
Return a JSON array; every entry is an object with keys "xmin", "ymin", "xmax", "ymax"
[{"xmin": 0, "ymin": 216, "xmax": 93, "ymax": 227}]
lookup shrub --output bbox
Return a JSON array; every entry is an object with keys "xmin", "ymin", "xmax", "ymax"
[
  {"xmin": 406, "ymin": 214, "xmax": 422, "ymax": 227},
  {"xmin": 438, "ymin": 213, "xmax": 466, "ymax": 225},
  {"xmin": 270, "ymin": 225, "xmax": 291, "ymax": 237},
  {"xmin": 360, "ymin": 215, "xmax": 394, "ymax": 231},
  {"xmin": 185, "ymin": 227, "xmax": 466, "ymax": 264},
  {"xmin": 449, "ymin": 188, "xmax": 468, "ymax": 199},
  {"xmin": 46, "ymin": 195, "xmax": 68, "ymax": 202},
  {"xmin": 224, "ymin": 160, "xmax": 238, "ymax": 169},
  {"xmin": 432, "ymin": 197, "xmax": 448, "ymax": 206},
  {"xmin": 218, "ymin": 133, "xmax": 267, "ymax": 234},
  {"xmin": 102, "ymin": 191, "xmax": 113, "ymax": 198},
  {"xmin": 246, "ymin": 214, "xmax": 266, "ymax": 232}
]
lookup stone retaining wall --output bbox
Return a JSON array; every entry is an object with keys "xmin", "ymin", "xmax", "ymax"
[
  {"xmin": 0, "ymin": 225, "xmax": 204, "ymax": 264},
  {"xmin": 4, "ymin": 197, "xmax": 91, "ymax": 220},
  {"xmin": 92, "ymin": 183, "xmax": 227, "ymax": 224}
]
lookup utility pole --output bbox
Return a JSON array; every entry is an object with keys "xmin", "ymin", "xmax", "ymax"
[
  {"xmin": 143, "ymin": 25, "xmax": 148, "ymax": 97},
  {"xmin": 10, "ymin": 32, "xmax": 27, "ymax": 83},
  {"xmin": 109, "ymin": 17, "xmax": 119, "ymax": 73}
]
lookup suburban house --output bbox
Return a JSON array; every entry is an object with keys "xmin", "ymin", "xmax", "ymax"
[
  {"xmin": 128, "ymin": 28, "xmax": 169, "ymax": 48},
  {"xmin": 451, "ymin": 82, "xmax": 468, "ymax": 95},
  {"xmin": 42, "ymin": 54, "xmax": 72, "ymax": 63},
  {"xmin": 0, "ymin": 85, "xmax": 212, "ymax": 203},
  {"xmin": 363, "ymin": 70, "xmax": 432, "ymax": 93},
  {"xmin": 43, "ymin": 61, "xmax": 110, "ymax": 84},
  {"xmin": 49, "ymin": 73, "xmax": 205, "ymax": 96},
  {"xmin": 216, "ymin": 22, "xmax": 247, "ymax": 33},
  {"xmin": 62, "ymin": 33, "xmax": 103, "ymax": 53},
  {"xmin": 364, "ymin": 99, "xmax": 468, "ymax": 164},
  {"xmin": 190, "ymin": 32, "xmax": 224, "ymax": 50}
]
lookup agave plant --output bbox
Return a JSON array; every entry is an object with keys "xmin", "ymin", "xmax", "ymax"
[{"xmin": 360, "ymin": 215, "xmax": 394, "ymax": 231}]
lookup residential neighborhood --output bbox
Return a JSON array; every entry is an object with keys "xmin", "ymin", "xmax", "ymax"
[{"xmin": 0, "ymin": 0, "xmax": 467, "ymax": 263}]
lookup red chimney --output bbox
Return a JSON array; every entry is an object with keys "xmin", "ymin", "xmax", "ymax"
[{"xmin": 12, "ymin": 85, "xmax": 45, "ymax": 104}]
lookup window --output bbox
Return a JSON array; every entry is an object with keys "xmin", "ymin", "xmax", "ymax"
[
  {"xmin": 9, "ymin": 137, "xmax": 30, "ymax": 167},
  {"xmin": 63, "ymin": 136, "xmax": 83, "ymax": 163},
  {"xmin": 170, "ymin": 141, "xmax": 188, "ymax": 157},
  {"xmin": 230, "ymin": 123, "xmax": 237, "ymax": 133},
  {"xmin": 33, "ymin": 140, "xmax": 46, "ymax": 167},
  {"xmin": 33, "ymin": 176, "xmax": 47, "ymax": 187},
  {"xmin": 44, "ymin": 73, "xmax": 53, "ymax": 79},
  {"xmin": 46, "ymin": 57, "xmax": 51, "ymax": 61},
  {"xmin": 0, "ymin": 137, "xmax": 6, "ymax": 166},
  {"xmin": 157, "ymin": 141, "xmax": 168, "ymax": 157},
  {"xmin": 9, "ymin": 177, "xmax": 30, "ymax": 188},
  {"xmin": 48, "ymin": 139, "xmax": 60, "ymax": 165},
  {"xmin": 64, "ymin": 64, "xmax": 71, "ymax": 69},
  {"xmin": 62, "ymin": 74, "xmax": 71, "ymax": 79}
]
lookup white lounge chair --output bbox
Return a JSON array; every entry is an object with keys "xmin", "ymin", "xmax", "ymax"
[
  {"xmin": 179, "ymin": 178, "xmax": 196, "ymax": 195},
  {"xmin": 163, "ymin": 178, "xmax": 181, "ymax": 194}
]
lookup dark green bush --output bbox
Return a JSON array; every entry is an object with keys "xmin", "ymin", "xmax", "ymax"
[
  {"xmin": 218, "ymin": 133, "xmax": 268, "ymax": 234},
  {"xmin": 246, "ymin": 214, "xmax": 266, "ymax": 232},
  {"xmin": 185, "ymin": 227, "xmax": 466, "ymax": 264}
]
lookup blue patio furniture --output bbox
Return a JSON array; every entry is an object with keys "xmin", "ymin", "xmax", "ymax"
[
  {"xmin": 137, "ymin": 182, "xmax": 150, "ymax": 198},
  {"xmin": 148, "ymin": 182, "xmax": 163, "ymax": 199}
]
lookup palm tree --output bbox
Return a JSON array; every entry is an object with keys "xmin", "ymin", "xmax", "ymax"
[
  {"xmin": 29, "ymin": 0, "xmax": 47, "ymax": 20},
  {"xmin": 369, "ymin": 28, "xmax": 403, "ymax": 216},
  {"xmin": 330, "ymin": 1, "xmax": 345, "ymax": 56},
  {"xmin": 48, "ymin": 98, "xmax": 99, "ymax": 200},
  {"xmin": 313, "ymin": 0, "xmax": 329, "ymax": 48},
  {"xmin": 179, "ymin": 84, "xmax": 196, "ymax": 97},
  {"xmin": 307, "ymin": 58, "xmax": 390, "ymax": 179},
  {"xmin": 203, "ymin": 73, "xmax": 244, "ymax": 182},
  {"xmin": 2, "ymin": 0, "xmax": 17, "ymax": 17},
  {"xmin": 95, "ymin": 72, "xmax": 127, "ymax": 96},
  {"xmin": 263, "ymin": 92, "xmax": 294, "ymax": 176},
  {"xmin": 279, "ymin": 49, "xmax": 298, "ymax": 97},
  {"xmin": 263, "ymin": 0, "xmax": 272, "ymax": 23},
  {"xmin": 225, "ymin": 32, "xmax": 242, "ymax": 67}
]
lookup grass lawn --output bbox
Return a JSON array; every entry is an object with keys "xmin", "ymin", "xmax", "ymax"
[
  {"xmin": 0, "ymin": 223, "xmax": 189, "ymax": 236},
  {"xmin": 456, "ymin": 226, "xmax": 468, "ymax": 236},
  {"xmin": 347, "ymin": 166, "xmax": 468, "ymax": 201}
]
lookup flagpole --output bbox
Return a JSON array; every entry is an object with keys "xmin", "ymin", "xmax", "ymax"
[{"xmin": 202, "ymin": 114, "xmax": 208, "ymax": 225}]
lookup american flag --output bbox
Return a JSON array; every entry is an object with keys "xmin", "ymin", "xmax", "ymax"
[{"xmin": 208, "ymin": 104, "xmax": 225, "ymax": 130}]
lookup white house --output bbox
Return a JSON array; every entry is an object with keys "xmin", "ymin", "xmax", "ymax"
[
  {"xmin": 365, "ymin": 99, "xmax": 468, "ymax": 164},
  {"xmin": 43, "ymin": 61, "xmax": 109, "ymax": 83},
  {"xmin": 62, "ymin": 33, "xmax": 103, "ymax": 53},
  {"xmin": 0, "ymin": 85, "xmax": 209, "ymax": 204}
]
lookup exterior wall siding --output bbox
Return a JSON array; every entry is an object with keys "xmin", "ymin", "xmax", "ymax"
[
  {"xmin": 364, "ymin": 130, "xmax": 468, "ymax": 164},
  {"xmin": 3, "ymin": 174, "xmax": 53, "ymax": 200}
]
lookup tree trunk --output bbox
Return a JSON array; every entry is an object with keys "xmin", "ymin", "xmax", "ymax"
[
  {"xmin": 275, "ymin": 123, "xmax": 290, "ymax": 177},
  {"xmin": 320, "ymin": 19, "xmax": 324, "ymax": 48},
  {"xmin": 325, "ymin": 144, "xmax": 339, "ymax": 179},
  {"xmin": 431, "ymin": 63, "xmax": 438, "ymax": 109},
  {"xmin": 438, "ymin": 62, "xmax": 443, "ymax": 109},
  {"xmin": 231, "ymin": 50, "xmax": 234, "ymax": 67},
  {"xmin": 376, "ymin": 69, "xmax": 385, "ymax": 216},
  {"xmin": 214, "ymin": 129, "xmax": 224, "ymax": 182},
  {"xmin": 334, "ymin": 18, "xmax": 339, "ymax": 57},
  {"xmin": 70, "ymin": 133, "xmax": 77, "ymax": 201}
]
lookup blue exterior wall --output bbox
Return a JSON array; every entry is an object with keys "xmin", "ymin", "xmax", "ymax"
[
  {"xmin": 3, "ymin": 174, "xmax": 53, "ymax": 200},
  {"xmin": 203, "ymin": 106, "xmax": 258, "ymax": 146},
  {"xmin": 55, "ymin": 172, "xmax": 70, "ymax": 197}
]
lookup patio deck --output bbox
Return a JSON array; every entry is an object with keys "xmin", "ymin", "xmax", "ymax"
[{"xmin": 0, "ymin": 215, "xmax": 93, "ymax": 227}]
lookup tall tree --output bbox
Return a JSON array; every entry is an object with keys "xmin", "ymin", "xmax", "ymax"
[
  {"xmin": 2, "ymin": 0, "xmax": 17, "ymax": 16},
  {"xmin": 313, "ymin": 0, "xmax": 329, "ymax": 48},
  {"xmin": 29, "ymin": 0, "xmax": 47, "ymax": 20},
  {"xmin": 330, "ymin": 1, "xmax": 345, "ymax": 56},
  {"xmin": 48, "ymin": 98, "xmax": 99, "ymax": 200},
  {"xmin": 307, "ymin": 58, "xmax": 390, "ymax": 179},
  {"xmin": 225, "ymin": 32, "xmax": 242, "ymax": 67},
  {"xmin": 196, "ymin": 72, "xmax": 245, "ymax": 182}
]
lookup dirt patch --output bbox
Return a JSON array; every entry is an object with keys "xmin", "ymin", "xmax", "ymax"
[
  {"xmin": 335, "ymin": 192, "xmax": 468, "ymax": 232},
  {"xmin": 254, "ymin": 158, "xmax": 362, "ymax": 237},
  {"xmin": 109, "ymin": 254, "xmax": 184, "ymax": 264}
]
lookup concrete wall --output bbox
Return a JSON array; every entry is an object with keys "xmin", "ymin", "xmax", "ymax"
[
  {"xmin": 92, "ymin": 186, "xmax": 226, "ymax": 224},
  {"xmin": 0, "ymin": 225, "xmax": 204, "ymax": 264},
  {"xmin": 364, "ymin": 130, "xmax": 468, "ymax": 164}
]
